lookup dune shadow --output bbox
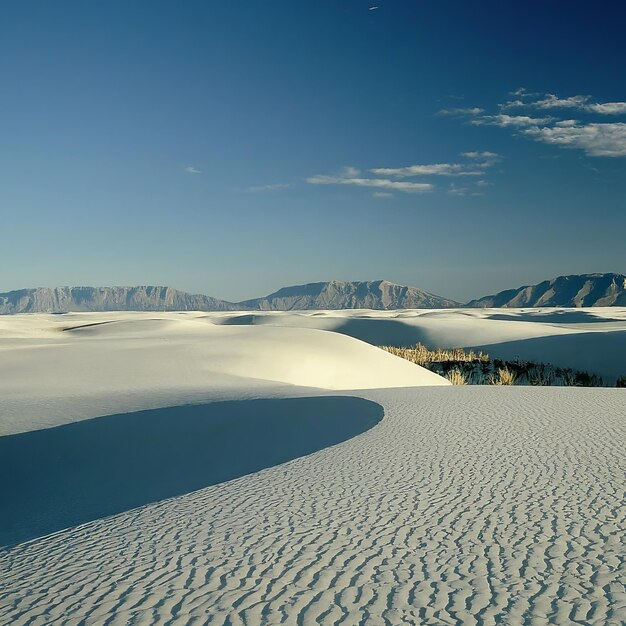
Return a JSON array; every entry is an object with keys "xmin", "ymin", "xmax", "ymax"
[
  {"xmin": 218, "ymin": 314, "xmax": 266, "ymax": 325},
  {"xmin": 485, "ymin": 310, "xmax": 623, "ymax": 324},
  {"xmin": 333, "ymin": 319, "xmax": 429, "ymax": 347},
  {"xmin": 0, "ymin": 396, "xmax": 383, "ymax": 548},
  {"xmin": 473, "ymin": 330, "xmax": 626, "ymax": 383}
]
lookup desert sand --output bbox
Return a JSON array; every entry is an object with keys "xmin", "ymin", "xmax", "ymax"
[{"xmin": 1, "ymin": 310, "xmax": 625, "ymax": 625}]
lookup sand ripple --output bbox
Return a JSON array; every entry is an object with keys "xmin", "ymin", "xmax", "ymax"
[{"xmin": 1, "ymin": 387, "xmax": 625, "ymax": 625}]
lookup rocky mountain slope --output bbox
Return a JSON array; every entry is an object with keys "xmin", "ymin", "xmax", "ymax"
[
  {"xmin": 466, "ymin": 273, "xmax": 626, "ymax": 308},
  {"xmin": 239, "ymin": 280, "xmax": 460, "ymax": 310},
  {"xmin": 0, "ymin": 286, "xmax": 237, "ymax": 314},
  {"xmin": 3, "ymin": 274, "xmax": 625, "ymax": 314}
]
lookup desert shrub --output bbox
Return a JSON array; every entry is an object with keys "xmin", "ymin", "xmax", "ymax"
[
  {"xmin": 380, "ymin": 343, "xmax": 488, "ymax": 366},
  {"xmin": 527, "ymin": 364, "xmax": 555, "ymax": 386},
  {"xmin": 381, "ymin": 344, "xmax": 614, "ymax": 387},
  {"xmin": 489, "ymin": 367, "xmax": 517, "ymax": 385},
  {"xmin": 447, "ymin": 369, "xmax": 467, "ymax": 385},
  {"xmin": 574, "ymin": 371, "xmax": 603, "ymax": 387},
  {"xmin": 617, "ymin": 375, "xmax": 626, "ymax": 388}
]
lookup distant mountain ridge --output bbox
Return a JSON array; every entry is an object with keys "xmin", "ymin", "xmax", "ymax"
[
  {"xmin": 1, "ymin": 273, "xmax": 625, "ymax": 314},
  {"xmin": 0, "ymin": 286, "xmax": 237, "ymax": 314},
  {"xmin": 239, "ymin": 280, "xmax": 460, "ymax": 310},
  {"xmin": 467, "ymin": 273, "xmax": 626, "ymax": 308}
]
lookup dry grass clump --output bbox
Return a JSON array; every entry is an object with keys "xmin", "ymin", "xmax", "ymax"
[
  {"xmin": 381, "ymin": 343, "xmax": 488, "ymax": 367},
  {"xmin": 447, "ymin": 369, "xmax": 467, "ymax": 385},
  {"xmin": 489, "ymin": 367, "xmax": 517, "ymax": 386},
  {"xmin": 380, "ymin": 343, "xmax": 609, "ymax": 387}
]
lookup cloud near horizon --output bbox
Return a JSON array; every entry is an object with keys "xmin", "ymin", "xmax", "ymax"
[
  {"xmin": 437, "ymin": 107, "xmax": 484, "ymax": 116},
  {"xmin": 246, "ymin": 183, "xmax": 291, "ymax": 192},
  {"xmin": 370, "ymin": 152, "xmax": 500, "ymax": 180},
  {"xmin": 308, "ymin": 152, "xmax": 498, "ymax": 197},
  {"xmin": 306, "ymin": 174, "xmax": 433, "ymax": 193}
]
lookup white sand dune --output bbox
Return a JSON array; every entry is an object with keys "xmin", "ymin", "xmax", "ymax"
[
  {"xmin": 0, "ymin": 311, "xmax": 624, "ymax": 624},
  {"xmin": 1, "ymin": 387, "xmax": 624, "ymax": 625},
  {"xmin": 0, "ymin": 396, "xmax": 383, "ymax": 547},
  {"xmin": 0, "ymin": 312, "xmax": 446, "ymax": 436},
  {"xmin": 215, "ymin": 307, "xmax": 626, "ymax": 381}
]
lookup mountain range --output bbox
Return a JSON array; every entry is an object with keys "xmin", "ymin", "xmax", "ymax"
[
  {"xmin": 467, "ymin": 273, "xmax": 626, "ymax": 308},
  {"xmin": 0, "ymin": 274, "xmax": 624, "ymax": 314}
]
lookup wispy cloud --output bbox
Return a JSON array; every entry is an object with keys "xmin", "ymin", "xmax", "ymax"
[
  {"xmin": 447, "ymin": 182, "xmax": 484, "ymax": 197},
  {"xmin": 437, "ymin": 107, "xmax": 484, "ymax": 116},
  {"xmin": 370, "ymin": 152, "xmax": 500, "ymax": 178},
  {"xmin": 307, "ymin": 152, "xmax": 499, "ymax": 197},
  {"xmin": 185, "ymin": 166, "xmax": 201, "ymax": 174},
  {"xmin": 371, "ymin": 163, "xmax": 481, "ymax": 177},
  {"xmin": 307, "ymin": 174, "xmax": 433, "ymax": 193},
  {"xmin": 472, "ymin": 114, "xmax": 553, "ymax": 127},
  {"xmin": 587, "ymin": 102, "xmax": 626, "ymax": 115},
  {"xmin": 341, "ymin": 166, "xmax": 361, "ymax": 177},
  {"xmin": 461, "ymin": 151, "xmax": 499, "ymax": 159},
  {"xmin": 246, "ymin": 183, "xmax": 291, "ymax": 192},
  {"xmin": 523, "ymin": 122, "xmax": 626, "ymax": 157},
  {"xmin": 501, "ymin": 91, "xmax": 626, "ymax": 115}
]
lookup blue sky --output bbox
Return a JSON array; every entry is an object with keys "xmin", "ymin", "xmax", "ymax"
[{"xmin": 2, "ymin": 1, "xmax": 625, "ymax": 302}]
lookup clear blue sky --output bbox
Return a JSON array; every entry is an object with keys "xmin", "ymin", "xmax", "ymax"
[{"xmin": 2, "ymin": 0, "xmax": 625, "ymax": 302}]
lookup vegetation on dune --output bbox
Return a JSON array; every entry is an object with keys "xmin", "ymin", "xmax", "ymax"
[
  {"xmin": 381, "ymin": 343, "xmax": 613, "ymax": 387},
  {"xmin": 447, "ymin": 369, "xmax": 467, "ymax": 385}
]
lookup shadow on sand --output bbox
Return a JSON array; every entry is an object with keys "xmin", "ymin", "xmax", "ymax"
[{"xmin": 0, "ymin": 396, "xmax": 383, "ymax": 547}]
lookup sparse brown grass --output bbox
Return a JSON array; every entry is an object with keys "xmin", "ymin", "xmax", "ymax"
[
  {"xmin": 489, "ymin": 367, "xmax": 517, "ymax": 386},
  {"xmin": 381, "ymin": 343, "xmax": 489, "ymax": 367},
  {"xmin": 447, "ymin": 369, "xmax": 467, "ymax": 385},
  {"xmin": 380, "ymin": 343, "xmax": 610, "ymax": 387}
]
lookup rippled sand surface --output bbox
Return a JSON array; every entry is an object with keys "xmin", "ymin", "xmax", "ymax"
[{"xmin": 2, "ymin": 386, "xmax": 624, "ymax": 625}]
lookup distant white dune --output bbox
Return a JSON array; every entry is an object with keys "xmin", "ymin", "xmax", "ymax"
[
  {"xmin": 0, "ymin": 312, "xmax": 447, "ymax": 436},
  {"xmin": 0, "ymin": 310, "xmax": 624, "ymax": 624},
  {"xmin": 215, "ymin": 307, "xmax": 626, "ymax": 381}
]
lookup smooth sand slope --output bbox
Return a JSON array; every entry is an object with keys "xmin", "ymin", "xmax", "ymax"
[
  {"xmin": 0, "ymin": 312, "xmax": 624, "ymax": 625},
  {"xmin": 1, "ymin": 387, "xmax": 624, "ymax": 625},
  {"xmin": 215, "ymin": 307, "xmax": 626, "ymax": 382},
  {"xmin": 0, "ymin": 312, "xmax": 446, "ymax": 436}
]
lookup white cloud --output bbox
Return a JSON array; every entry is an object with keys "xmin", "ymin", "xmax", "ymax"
[
  {"xmin": 341, "ymin": 166, "xmax": 361, "ymax": 177},
  {"xmin": 523, "ymin": 122, "xmax": 626, "ymax": 157},
  {"xmin": 501, "ymin": 92, "xmax": 626, "ymax": 116},
  {"xmin": 499, "ymin": 99, "xmax": 526, "ymax": 110},
  {"xmin": 370, "ymin": 163, "xmax": 482, "ymax": 177},
  {"xmin": 307, "ymin": 174, "xmax": 433, "ymax": 193},
  {"xmin": 185, "ymin": 166, "xmax": 201, "ymax": 174},
  {"xmin": 587, "ymin": 102, "xmax": 626, "ymax": 115},
  {"xmin": 534, "ymin": 94, "xmax": 591, "ymax": 109},
  {"xmin": 372, "ymin": 192, "xmax": 392, "ymax": 198},
  {"xmin": 472, "ymin": 114, "xmax": 553, "ymax": 127},
  {"xmin": 437, "ymin": 107, "xmax": 484, "ymax": 116},
  {"xmin": 246, "ymin": 183, "xmax": 291, "ymax": 192},
  {"xmin": 371, "ymin": 153, "xmax": 499, "ymax": 179},
  {"xmin": 461, "ymin": 151, "xmax": 499, "ymax": 159},
  {"xmin": 508, "ymin": 87, "xmax": 541, "ymax": 98}
]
